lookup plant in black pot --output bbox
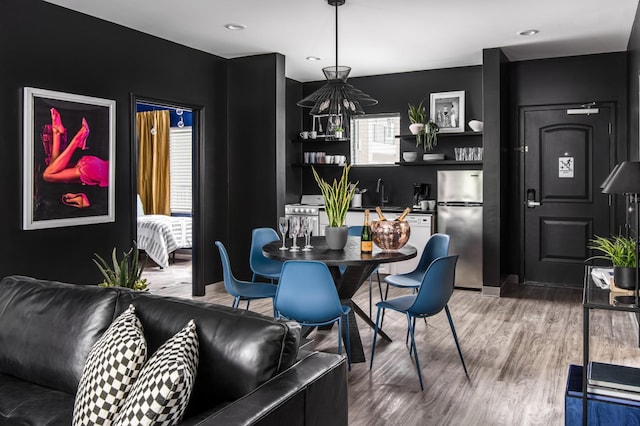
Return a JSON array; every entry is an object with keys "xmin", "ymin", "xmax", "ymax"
[{"xmin": 588, "ymin": 234, "xmax": 637, "ymax": 290}]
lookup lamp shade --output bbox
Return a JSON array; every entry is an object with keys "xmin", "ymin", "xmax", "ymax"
[{"xmin": 601, "ymin": 162, "xmax": 640, "ymax": 194}]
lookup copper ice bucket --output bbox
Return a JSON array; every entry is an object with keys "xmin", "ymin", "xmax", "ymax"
[{"xmin": 371, "ymin": 220, "xmax": 411, "ymax": 251}]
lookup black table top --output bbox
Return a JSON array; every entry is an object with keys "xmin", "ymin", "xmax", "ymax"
[{"xmin": 263, "ymin": 236, "xmax": 417, "ymax": 267}]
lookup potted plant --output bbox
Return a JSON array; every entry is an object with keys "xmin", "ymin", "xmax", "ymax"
[
  {"xmin": 408, "ymin": 101, "xmax": 426, "ymax": 135},
  {"xmin": 312, "ymin": 165, "xmax": 358, "ymax": 250},
  {"xmin": 588, "ymin": 234, "xmax": 637, "ymax": 289},
  {"xmin": 94, "ymin": 242, "xmax": 148, "ymax": 291},
  {"xmin": 422, "ymin": 120, "xmax": 439, "ymax": 151}
]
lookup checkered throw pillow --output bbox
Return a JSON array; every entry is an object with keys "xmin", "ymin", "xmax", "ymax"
[
  {"xmin": 73, "ymin": 304, "xmax": 148, "ymax": 426},
  {"xmin": 113, "ymin": 319, "xmax": 199, "ymax": 426}
]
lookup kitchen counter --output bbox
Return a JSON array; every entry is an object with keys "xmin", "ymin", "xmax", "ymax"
[{"xmin": 346, "ymin": 206, "xmax": 436, "ymax": 215}]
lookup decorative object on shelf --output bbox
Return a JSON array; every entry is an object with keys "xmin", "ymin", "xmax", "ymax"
[
  {"xmin": 422, "ymin": 153, "xmax": 445, "ymax": 161},
  {"xmin": 588, "ymin": 235, "xmax": 636, "ymax": 290},
  {"xmin": 454, "ymin": 147, "xmax": 483, "ymax": 161},
  {"xmin": 296, "ymin": 0, "xmax": 378, "ymax": 137},
  {"xmin": 468, "ymin": 120, "xmax": 484, "ymax": 132},
  {"xmin": 600, "ymin": 161, "xmax": 640, "ymax": 305},
  {"xmin": 423, "ymin": 120, "xmax": 439, "ymax": 151},
  {"xmin": 430, "ymin": 90, "xmax": 465, "ymax": 133},
  {"xmin": 408, "ymin": 101, "xmax": 426, "ymax": 135},
  {"xmin": 94, "ymin": 242, "xmax": 148, "ymax": 291},
  {"xmin": 402, "ymin": 152, "xmax": 418, "ymax": 162},
  {"xmin": 312, "ymin": 164, "xmax": 358, "ymax": 250},
  {"xmin": 334, "ymin": 126, "xmax": 344, "ymax": 139}
]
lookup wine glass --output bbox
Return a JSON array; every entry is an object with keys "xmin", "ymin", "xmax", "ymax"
[
  {"xmin": 303, "ymin": 217, "xmax": 313, "ymax": 250},
  {"xmin": 278, "ymin": 217, "xmax": 289, "ymax": 250},
  {"xmin": 289, "ymin": 216, "xmax": 301, "ymax": 252}
]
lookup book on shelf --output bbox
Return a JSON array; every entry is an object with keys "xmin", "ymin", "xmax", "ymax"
[
  {"xmin": 588, "ymin": 384, "xmax": 640, "ymax": 402},
  {"xmin": 588, "ymin": 362, "xmax": 640, "ymax": 393}
]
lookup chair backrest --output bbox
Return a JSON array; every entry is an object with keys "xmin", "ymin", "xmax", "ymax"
[
  {"xmin": 275, "ymin": 261, "xmax": 344, "ymax": 323},
  {"xmin": 215, "ymin": 241, "xmax": 243, "ymax": 298},
  {"xmin": 414, "ymin": 233, "xmax": 450, "ymax": 273},
  {"xmin": 249, "ymin": 228, "xmax": 282, "ymax": 272},
  {"xmin": 348, "ymin": 226, "xmax": 362, "ymax": 236},
  {"xmin": 408, "ymin": 255, "xmax": 458, "ymax": 317}
]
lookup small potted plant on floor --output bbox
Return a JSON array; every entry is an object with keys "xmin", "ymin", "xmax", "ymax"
[
  {"xmin": 588, "ymin": 234, "xmax": 637, "ymax": 289},
  {"xmin": 94, "ymin": 242, "xmax": 148, "ymax": 290},
  {"xmin": 312, "ymin": 165, "xmax": 358, "ymax": 250}
]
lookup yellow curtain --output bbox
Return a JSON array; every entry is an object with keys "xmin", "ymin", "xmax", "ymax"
[{"xmin": 136, "ymin": 110, "xmax": 170, "ymax": 215}]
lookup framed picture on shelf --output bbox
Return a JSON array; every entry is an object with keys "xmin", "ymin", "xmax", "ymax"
[
  {"xmin": 430, "ymin": 90, "xmax": 465, "ymax": 133},
  {"xmin": 22, "ymin": 87, "xmax": 116, "ymax": 230}
]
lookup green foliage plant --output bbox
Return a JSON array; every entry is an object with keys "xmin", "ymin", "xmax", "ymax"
[
  {"xmin": 408, "ymin": 100, "xmax": 426, "ymax": 124},
  {"xmin": 312, "ymin": 165, "xmax": 358, "ymax": 227},
  {"xmin": 422, "ymin": 120, "xmax": 439, "ymax": 151},
  {"xmin": 588, "ymin": 234, "xmax": 637, "ymax": 268},
  {"xmin": 94, "ymin": 242, "xmax": 148, "ymax": 291}
]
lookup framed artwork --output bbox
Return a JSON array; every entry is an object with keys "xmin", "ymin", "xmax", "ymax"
[
  {"xmin": 430, "ymin": 90, "xmax": 465, "ymax": 133},
  {"xmin": 23, "ymin": 87, "xmax": 116, "ymax": 230}
]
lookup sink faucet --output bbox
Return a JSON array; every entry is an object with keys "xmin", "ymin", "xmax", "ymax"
[{"xmin": 376, "ymin": 178, "xmax": 388, "ymax": 207}]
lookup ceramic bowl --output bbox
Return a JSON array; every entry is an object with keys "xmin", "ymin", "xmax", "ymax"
[
  {"xmin": 468, "ymin": 120, "xmax": 484, "ymax": 132},
  {"xmin": 402, "ymin": 152, "xmax": 418, "ymax": 162},
  {"xmin": 371, "ymin": 220, "xmax": 411, "ymax": 251}
]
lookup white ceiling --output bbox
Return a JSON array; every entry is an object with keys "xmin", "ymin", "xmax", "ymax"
[{"xmin": 43, "ymin": 0, "xmax": 639, "ymax": 82}]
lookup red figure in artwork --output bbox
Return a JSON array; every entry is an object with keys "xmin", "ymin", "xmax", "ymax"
[
  {"xmin": 42, "ymin": 107, "xmax": 109, "ymax": 188},
  {"xmin": 61, "ymin": 192, "xmax": 91, "ymax": 208}
]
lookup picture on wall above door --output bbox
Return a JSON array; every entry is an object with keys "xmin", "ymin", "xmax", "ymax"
[{"xmin": 22, "ymin": 87, "xmax": 115, "ymax": 230}]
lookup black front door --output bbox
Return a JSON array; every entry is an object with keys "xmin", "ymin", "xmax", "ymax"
[{"xmin": 522, "ymin": 105, "xmax": 613, "ymax": 286}]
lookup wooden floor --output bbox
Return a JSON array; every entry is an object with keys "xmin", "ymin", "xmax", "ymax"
[{"xmin": 146, "ymin": 264, "xmax": 640, "ymax": 425}]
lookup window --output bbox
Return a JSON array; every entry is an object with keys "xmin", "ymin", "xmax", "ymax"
[
  {"xmin": 169, "ymin": 127, "xmax": 192, "ymax": 215},
  {"xmin": 350, "ymin": 113, "xmax": 400, "ymax": 165}
]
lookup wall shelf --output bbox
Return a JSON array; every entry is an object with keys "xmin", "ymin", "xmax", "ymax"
[
  {"xmin": 293, "ymin": 163, "xmax": 348, "ymax": 168},
  {"xmin": 293, "ymin": 137, "xmax": 350, "ymax": 143},
  {"xmin": 395, "ymin": 160, "xmax": 483, "ymax": 166},
  {"xmin": 395, "ymin": 131, "xmax": 482, "ymax": 139}
]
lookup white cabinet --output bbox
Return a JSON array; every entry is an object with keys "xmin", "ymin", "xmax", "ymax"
[{"xmin": 318, "ymin": 209, "xmax": 434, "ymax": 275}]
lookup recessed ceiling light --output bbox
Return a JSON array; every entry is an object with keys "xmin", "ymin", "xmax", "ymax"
[
  {"xmin": 225, "ymin": 24, "xmax": 246, "ymax": 30},
  {"xmin": 518, "ymin": 29, "xmax": 539, "ymax": 36},
  {"xmin": 306, "ymin": 56, "xmax": 321, "ymax": 61}
]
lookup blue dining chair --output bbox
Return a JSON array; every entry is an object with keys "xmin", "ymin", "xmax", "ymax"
[
  {"xmin": 250, "ymin": 228, "xmax": 283, "ymax": 284},
  {"xmin": 380, "ymin": 233, "xmax": 450, "ymax": 330},
  {"xmin": 215, "ymin": 241, "xmax": 277, "ymax": 311},
  {"xmin": 343, "ymin": 226, "xmax": 383, "ymax": 318},
  {"xmin": 275, "ymin": 260, "xmax": 351, "ymax": 369},
  {"xmin": 370, "ymin": 255, "xmax": 468, "ymax": 391}
]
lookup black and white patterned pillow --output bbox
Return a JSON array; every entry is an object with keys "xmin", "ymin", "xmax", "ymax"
[
  {"xmin": 113, "ymin": 319, "xmax": 199, "ymax": 426},
  {"xmin": 73, "ymin": 304, "xmax": 148, "ymax": 426}
]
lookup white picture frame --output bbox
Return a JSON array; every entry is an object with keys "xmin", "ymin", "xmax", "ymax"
[
  {"xmin": 23, "ymin": 87, "xmax": 116, "ymax": 230},
  {"xmin": 430, "ymin": 90, "xmax": 465, "ymax": 133}
]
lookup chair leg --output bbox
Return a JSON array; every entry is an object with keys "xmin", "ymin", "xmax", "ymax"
[
  {"xmin": 445, "ymin": 305, "xmax": 469, "ymax": 379},
  {"xmin": 369, "ymin": 306, "xmax": 383, "ymax": 370},
  {"xmin": 376, "ymin": 271, "xmax": 383, "ymax": 301},
  {"xmin": 369, "ymin": 275, "xmax": 373, "ymax": 319},
  {"xmin": 406, "ymin": 316, "xmax": 416, "ymax": 346},
  {"xmin": 380, "ymin": 283, "xmax": 390, "ymax": 329},
  {"xmin": 232, "ymin": 297, "xmax": 240, "ymax": 309},
  {"xmin": 246, "ymin": 299, "xmax": 251, "ymax": 310},
  {"xmin": 344, "ymin": 313, "xmax": 351, "ymax": 371},
  {"xmin": 407, "ymin": 313, "xmax": 424, "ymax": 391}
]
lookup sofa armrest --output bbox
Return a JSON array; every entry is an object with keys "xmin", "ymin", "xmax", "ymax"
[{"xmin": 187, "ymin": 351, "xmax": 348, "ymax": 426}]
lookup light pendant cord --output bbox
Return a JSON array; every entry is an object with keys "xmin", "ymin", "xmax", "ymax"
[{"xmin": 335, "ymin": 2, "xmax": 338, "ymax": 73}]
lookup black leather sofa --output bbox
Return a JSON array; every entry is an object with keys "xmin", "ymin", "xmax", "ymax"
[{"xmin": 0, "ymin": 275, "xmax": 348, "ymax": 425}]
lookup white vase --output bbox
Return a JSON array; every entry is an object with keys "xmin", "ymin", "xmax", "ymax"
[{"xmin": 409, "ymin": 123, "xmax": 424, "ymax": 135}]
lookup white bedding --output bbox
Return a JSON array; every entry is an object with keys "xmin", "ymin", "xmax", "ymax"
[{"xmin": 137, "ymin": 215, "xmax": 192, "ymax": 268}]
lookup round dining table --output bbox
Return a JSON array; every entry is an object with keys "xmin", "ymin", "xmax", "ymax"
[{"xmin": 263, "ymin": 235, "xmax": 417, "ymax": 363}]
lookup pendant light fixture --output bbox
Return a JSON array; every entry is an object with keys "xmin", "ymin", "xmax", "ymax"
[{"xmin": 297, "ymin": 0, "xmax": 378, "ymax": 134}]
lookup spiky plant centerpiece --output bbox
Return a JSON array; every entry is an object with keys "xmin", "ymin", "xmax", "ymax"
[
  {"xmin": 94, "ymin": 242, "xmax": 148, "ymax": 291},
  {"xmin": 312, "ymin": 165, "xmax": 358, "ymax": 227}
]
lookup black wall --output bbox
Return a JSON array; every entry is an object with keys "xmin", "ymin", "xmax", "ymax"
[
  {"xmin": 0, "ymin": 0, "xmax": 228, "ymax": 290},
  {"xmin": 299, "ymin": 66, "xmax": 483, "ymax": 208},
  {"xmin": 628, "ymin": 1, "xmax": 640, "ymax": 162}
]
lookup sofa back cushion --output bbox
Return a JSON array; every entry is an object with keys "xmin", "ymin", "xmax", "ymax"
[
  {"xmin": 0, "ymin": 276, "xmax": 118, "ymax": 395},
  {"xmin": 114, "ymin": 292, "xmax": 301, "ymax": 416}
]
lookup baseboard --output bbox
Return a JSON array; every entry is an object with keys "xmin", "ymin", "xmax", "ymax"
[{"xmin": 481, "ymin": 274, "xmax": 518, "ymax": 297}]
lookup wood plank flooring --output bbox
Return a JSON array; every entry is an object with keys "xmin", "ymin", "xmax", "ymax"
[{"xmin": 145, "ymin": 264, "xmax": 640, "ymax": 425}]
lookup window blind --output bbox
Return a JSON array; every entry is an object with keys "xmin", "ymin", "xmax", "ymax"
[
  {"xmin": 350, "ymin": 113, "xmax": 400, "ymax": 165},
  {"xmin": 169, "ymin": 127, "xmax": 192, "ymax": 214}
]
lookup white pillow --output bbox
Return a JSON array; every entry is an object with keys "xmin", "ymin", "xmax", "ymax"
[
  {"xmin": 73, "ymin": 305, "xmax": 148, "ymax": 426},
  {"xmin": 114, "ymin": 320, "xmax": 199, "ymax": 426},
  {"xmin": 136, "ymin": 194, "xmax": 145, "ymax": 217}
]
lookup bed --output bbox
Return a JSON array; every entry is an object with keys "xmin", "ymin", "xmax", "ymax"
[{"xmin": 136, "ymin": 197, "xmax": 192, "ymax": 268}]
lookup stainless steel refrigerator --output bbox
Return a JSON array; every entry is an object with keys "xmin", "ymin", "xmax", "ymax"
[{"xmin": 437, "ymin": 170, "xmax": 483, "ymax": 289}]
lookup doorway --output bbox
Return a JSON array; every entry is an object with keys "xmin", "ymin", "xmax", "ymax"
[
  {"xmin": 131, "ymin": 95, "xmax": 203, "ymax": 296},
  {"xmin": 520, "ymin": 104, "xmax": 614, "ymax": 286}
]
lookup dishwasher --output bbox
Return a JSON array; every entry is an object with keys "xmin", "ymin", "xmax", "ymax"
[{"xmin": 378, "ymin": 214, "xmax": 433, "ymax": 275}]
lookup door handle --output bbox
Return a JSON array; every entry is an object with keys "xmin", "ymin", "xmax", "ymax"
[{"xmin": 526, "ymin": 188, "xmax": 541, "ymax": 208}]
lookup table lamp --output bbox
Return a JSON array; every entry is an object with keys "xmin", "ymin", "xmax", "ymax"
[{"xmin": 601, "ymin": 161, "xmax": 640, "ymax": 306}]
